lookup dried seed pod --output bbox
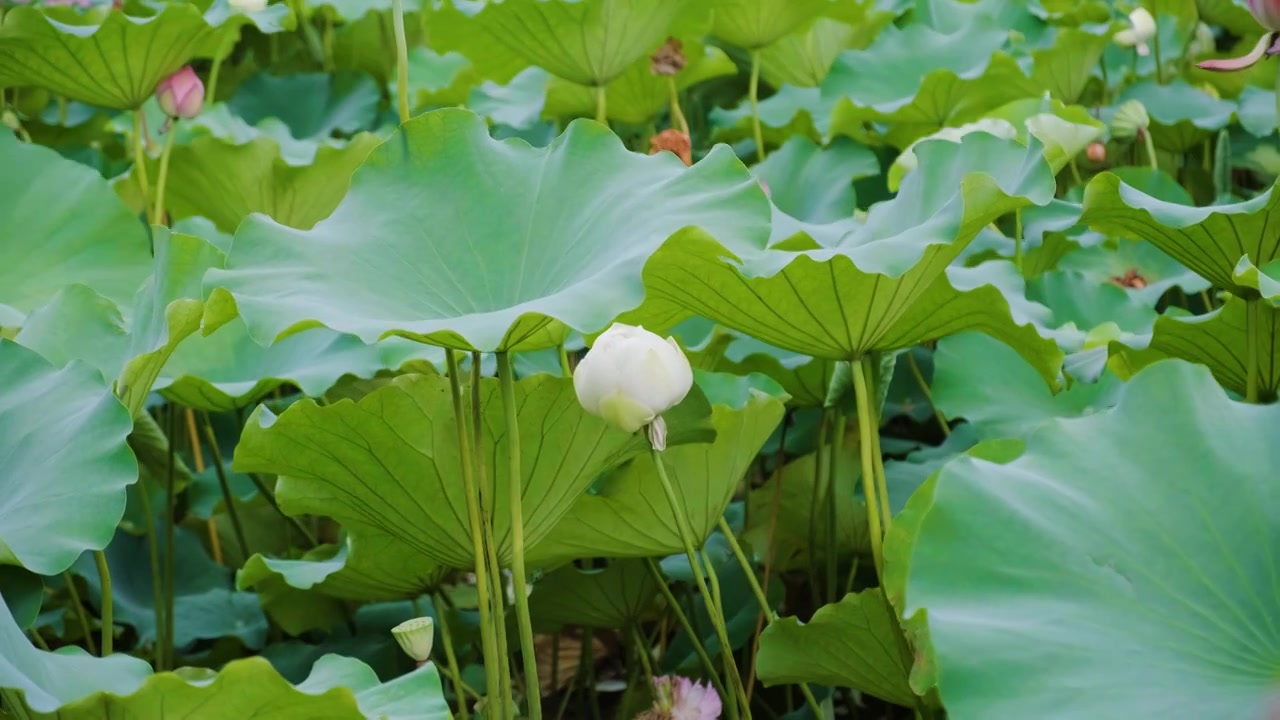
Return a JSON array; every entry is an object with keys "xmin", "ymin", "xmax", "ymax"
[
  {"xmin": 650, "ymin": 37, "xmax": 686, "ymax": 76},
  {"xmin": 649, "ymin": 128, "xmax": 692, "ymax": 166}
]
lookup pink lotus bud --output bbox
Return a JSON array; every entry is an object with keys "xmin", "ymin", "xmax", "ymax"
[
  {"xmin": 155, "ymin": 66, "xmax": 204, "ymax": 119},
  {"xmin": 1086, "ymin": 142, "xmax": 1106, "ymax": 163},
  {"xmin": 1250, "ymin": 0, "xmax": 1280, "ymax": 31}
]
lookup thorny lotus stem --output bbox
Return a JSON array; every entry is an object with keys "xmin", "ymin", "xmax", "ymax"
[
  {"xmin": 746, "ymin": 412, "xmax": 787, "ymax": 701},
  {"xmin": 716, "ymin": 517, "xmax": 826, "ymax": 720},
  {"xmin": 826, "ymin": 411, "xmax": 845, "ymax": 604},
  {"xmin": 444, "ymin": 349, "xmax": 502, "ymax": 713},
  {"xmin": 62, "ymin": 570, "xmax": 96, "ymax": 655},
  {"xmin": 473, "ymin": 351, "xmax": 513, "ymax": 714},
  {"xmin": 905, "ymin": 351, "xmax": 950, "ymax": 437},
  {"xmin": 650, "ymin": 445, "xmax": 745, "ymax": 720},
  {"xmin": 594, "ymin": 84, "xmax": 607, "ymax": 125},
  {"xmin": 92, "ymin": 551, "xmax": 113, "ymax": 655},
  {"xmin": 132, "ymin": 111, "xmax": 154, "ymax": 225},
  {"xmin": 153, "ymin": 123, "xmax": 178, "ymax": 225},
  {"xmin": 1247, "ymin": 297, "xmax": 1260, "ymax": 403},
  {"xmin": 749, "ymin": 50, "xmax": 765, "ymax": 162},
  {"xmin": 852, "ymin": 357, "xmax": 885, "ymax": 582},
  {"xmin": 699, "ymin": 547, "xmax": 749, "ymax": 720},
  {"xmin": 643, "ymin": 557, "xmax": 728, "ymax": 701},
  {"xmin": 392, "ymin": 0, "xmax": 411, "ymax": 124},
  {"xmin": 866, "ymin": 358, "xmax": 892, "ymax": 530},
  {"xmin": 134, "ymin": 466, "xmax": 165, "ymax": 665},
  {"xmin": 631, "ymin": 625, "xmax": 655, "ymax": 686},
  {"xmin": 434, "ymin": 592, "xmax": 471, "ymax": 720},
  {"xmin": 496, "ymin": 352, "xmax": 543, "ymax": 720},
  {"xmin": 667, "ymin": 76, "xmax": 689, "ymax": 136}
]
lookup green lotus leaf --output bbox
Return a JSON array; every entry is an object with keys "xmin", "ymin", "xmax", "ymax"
[
  {"xmin": 710, "ymin": 332, "xmax": 836, "ymax": 407},
  {"xmin": 933, "ymin": 331, "xmax": 1124, "ymax": 440},
  {"xmin": 1028, "ymin": 26, "xmax": 1112, "ymax": 104},
  {"xmin": 752, "ymin": 135, "xmax": 880, "ymax": 246},
  {"xmin": 907, "ymin": 360, "xmax": 1280, "ymax": 719},
  {"xmin": 207, "ymin": 108, "xmax": 770, "ymax": 353},
  {"xmin": 634, "ymin": 134, "xmax": 1061, "ymax": 383},
  {"xmin": 0, "ymin": 2, "xmax": 291, "ymax": 109},
  {"xmin": 1133, "ymin": 296, "xmax": 1280, "ymax": 401},
  {"xmin": 529, "ymin": 560, "xmax": 659, "ymax": 631},
  {"xmin": 1194, "ymin": 0, "xmax": 1263, "ymax": 36},
  {"xmin": 1233, "ymin": 85, "xmax": 1279, "ymax": 138},
  {"xmin": 467, "ymin": 66, "xmax": 550, "ymax": 129},
  {"xmin": 125, "ymin": 131, "xmax": 381, "ymax": 234},
  {"xmin": 710, "ymin": 84, "xmax": 831, "ymax": 149},
  {"xmin": 1056, "ymin": 238, "xmax": 1209, "ymax": 306},
  {"xmin": 234, "ymin": 372, "xmax": 657, "ymax": 570},
  {"xmin": 0, "ymin": 568, "xmax": 42, "ymax": 630},
  {"xmin": 0, "ymin": 593, "xmax": 151, "ymax": 714},
  {"xmin": 469, "ymin": 0, "xmax": 685, "ymax": 87},
  {"xmin": 709, "ymin": 0, "xmax": 834, "ymax": 49},
  {"xmin": 403, "ymin": 47, "xmax": 478, "ymax": 109},
  {"xmin": 16, "ymin": 229, "xmax": 222, "ymax": 417},
  {"xmin": 824, "ymin": 22, "xmax": 1041, "ymax": 148},
  {"xmin": 528, "ymin": 388, "xmax": 785, "ymax": 565},
  {"xmin": 37, "ymin": 654, "xmax": 450, "ymax": 719},
  {"xmin": 756, "ymin": 589, "xmax": 916, "ymax": 708},
  {"xmin": 227, "ymin": 70, "xmax": 381, "ymax": 140},
  {"xmin": 757, "ymin": 13, "xmax": 893, "ymax": 88},
  {"xmin": 0, "ymin": 342, "xmax": 137, "ymax": 576},
  {"xmin": 158, "ymin": 317, "xmax": 442, "ymax": 412},
  {"xmin": 422, "ymin": 0, "xmax": 529, "ymax": 85},
  {"xmin": 1081, "ymin": 172, "xmax": 1280, "ymax": 300},
  {"xmin": 0, "ymin": 133, "xmax": 151, "ymax": 326},
  {"xmin": 238, "ymin": 531, "xmax": 448, "ymax": 604},
  {"xmin": 330, "ymin": 6, "xmax": 424, "ymax": 86},
  {"xmin": 312, "ymin": 0, "xmax": 424, "ymax": 21},
  {"xmin": 888, "ymin": 121, "xmax": 1018, "ymax": 193},
  {"xmin": 543, "ymin": 37, "xmax": 736, "ymax": 124},
  {"xmin": 72, "ymin": 527, "xmax": 267, "ymax": 650},
  {"xmin": 1115, "ymin": 80, "xmax": 1237, "ymax": 152}
]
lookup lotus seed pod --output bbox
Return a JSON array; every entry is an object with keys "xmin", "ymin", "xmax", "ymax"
[
  {"xmin": 1111, "ymin": 100, "xmax": 1150, "ymax": 140},
  {"xmin": 391, "ymin": 616, "xmax": 434, "ymax": 662}
]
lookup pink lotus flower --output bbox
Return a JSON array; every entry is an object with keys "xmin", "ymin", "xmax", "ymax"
[
  {"xmin": 640, "ymin": 675, "xmax": 721, "ymax": 720},
  {"xmin": 155, "ymin": 66, "xmax": 204, "ymax": 118},
  {"xmin": 1198, "ymin": 1, "xmax": 1280, "ymax": 71}
]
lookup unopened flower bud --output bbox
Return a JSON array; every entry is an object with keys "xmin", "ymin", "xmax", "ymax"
[
  {"xmin": 155, "ymin": 66, "xmax": 204, "ymax": 119},
  {"xmin": 1114, "ymin": 8, "xmax": 1157, "ymax": 56},
  {"xmin": 1111, "ymin": 100, "xmax": 1149, "ymax": 140},
  {"xmin": 1086, "ymin": 142, "xmax": 1106, "ymax": 163},
  {"xmin": 573, "ymin": 323, "xmax": 693, "ymax": 450},
  {"xmin": 391, "ymin": 616, "xmax": 434, "ymax": 662},
  {"xmin": 1250, "ymin": 0, "xmax": 1280, "ymax": 31}
]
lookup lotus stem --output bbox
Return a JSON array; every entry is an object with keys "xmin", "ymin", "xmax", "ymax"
[
  {"xmin": 163, "ymin": 404, "xmax": 178, "ymax": 670},
  {"xmin": 472, "ymin": 352, "xmax": 513, "ymax": 715},
  {"xmin": 650, "ymin": 447, "xmax": 745, "ymax": 720},
  {"xmin": 92, "ymin": 551, "xmax": 113, "ymax": 655},
  {"xmin": 1247, "ymin": 297, "xmax": 1260, "ymax": 403},
  {"xmin": 853, "ymin": 357, "xmax": 885, "ymax": 581},
  {"xmin": 865, "ymin": 357, "xmax": 892, "ymax": 530},
  {"xmin": 134, "ymin": 467, "xmax": 164, "ymax": 665},
  {"xmin": 746, "ymin": 411, "xmax": 787, "ymax": 700},
  {"xmin": 1142, "ymin": 129, "xmax": 1158, "ymax": 171},
  {"xmin": 825, "ymin": 410, "xmax": 845, "ymax": 604},
  {"xmin": 667, "ymin": 76, "xmax": 689, "ymax": 136},
  {"xmin": 246, "ymin": 471, "xmax": 317, "ymax": 548},
  {"xmin": 132, "ymin": 111, "xmax": 153, "ymax": 225},
  {"xmin": 906, "ymin": 351, "xmax": 950, "ymax": 436},
  {"xmin": 207, "ymin": 35, "xmax": 230, "ymax": 103},
  {"xmin": 716, "ymin": 517, "xmax": 824, "ymax": 720},
  {"xmin": 558, "ymin": 343, "xmax": 572, "ymax": 377},
  {"xmin": 392, "ymin": 0, "xmax": 411, "ymax": 123},
  {"xmin": 806, "ymin": 409, "xmax": 829, "ymax": 602},
  {"xmin": 594, "ymin": 84, "xmax": 607, "ymax": 125},
  {"xmin": 434, "ymin": 593, "xmax": 471, "ymax": 720},
  {"xmin": 444, "ymin": 349, "xmax": 503, "ymax": 712},
  {"xmin": 1013, "ymin": 207, "xmax": 1024, "ymax": 272},
  {"xmin": 496, "ymin": 352, "xmax": 542, "ymax": 720},
  {"xmin": 643, "ymin": 557, "xmax": 727, "ymax": 701},
  {"xmin": 62, "ymin": 570, "xmax": 96, "ymax": 656},
  {"xmin": 699, "ymin": 547, "xmax": 750, "ymax": 720},
  {"xmin": 749, "ymin": 50, "xmax": 765, "ymax": 162},
  {"xmin": 153, "ymin": 122, "xmax": 177, "ymax": 226}
]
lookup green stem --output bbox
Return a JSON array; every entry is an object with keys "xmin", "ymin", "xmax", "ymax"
[
  {"xmin": 473, "ymin": 352, "xmax": 512, "ymax": 715},
  {"xmin": 650, "ymin": 445, "xmax": 744, "ymax": 719},
  {"xmin": 643, "ymin": 558, "xmax": 727, "ymax": 701},
  {"xmin": 207, "ymin": 36, "xmax": 229, "ymax": 103},
  {"xmin": 496, "ymin": 353, "xmax": 542, "ymax": 720},
  {"xmin": 153, "ymin": 123, "xmax": 178, "ymax": 226},
  {"xmin": 805, "ymin": 410, "xmax": 829, "ymax": 603},
  {"xmin": 749, "ymin": 49, "xmax": 764, "ymax": 162},
  {"xmin": 825, "ymin": 411, "xmax": 844, "ymax": 604},
  {"xmin": 444, "ymin": 349, "xmax": 503, "ymax": 713},
  {"xmin": 247, "ymin": 472, "xmax": 317, "ymax": 548},
  {"xmin": 1, "ymin": 688, "xmax": 34, "ymax": 720},
  {"xmin": 1152, "ymin": 17, "xmax": 1164, "ymax": 84},
  {"xmin": 631, "ymin": 625, "xmax": 654, "ymax": 686},
  {"xmin": 700, "ymin": 548, "xmax": 743, "ymax": 720},
  {"xmin": 56, "ymin": 95, "xmax": 67, "ymax": 125},
  {"xmin": 1200, "ymin": 289, "xmax": 1214, "ymax": 311},
  {"xmin": 1141, "ymin": 129, "xmax": 1158, "ymax": 171},
  {"xmin": 434, "ymin": 593, "xmax": 471, "ymax": 720},
  {"xmin": 28, "ymin": 629, "xmax": 50, "ymax": 652},
  {"xmin": 199, "ymin": 411, "xmax": 250, "ymax": 561},
  {"xmin": 62, "ymin": 571, "xmax": 96, "ymax": 656},
  {"xmin": 584, "ymin": 626, "xmax": 602, "ymax": 720},
  {"xmin": 865, "ymin": 357, "xmax": 892, "ymax": 531},
  {"xmin": 1247, "ymin": 297, "xmax": 1260, "ymax": 403},
  {"xmin": 322, "ymin": 12, "xmax": 335, "ymax": 71},
  {"xmin": 392, "ymin": 0, "xmax": 411, "ymax": 123},
  {"xmin": 852, "ymin": 357, "xmax": 885, "ymax": 582},
  {"xmin": 92, "ymin": 551, "xmax": 113, "ymax": 655},
  {"xmin": 905, "ymin": 351, "xmax": 949, "ymax": 436},
  {"xmin": 594, "ymin": 84, "xmax": 607, "ymax": 125},
  {"xmin": 1013, "ymin": 207, "xmax": 1024, "ymax": 272},
  {"xmin": 558, "ymin": 344, "xmax": 572, "ymax": 377},
  {"xmin": 163, "ymin": 404, "xmax": 178, "ymax": 671},
  {"xmin": 667, "ymin": 76, "xmax": 689, "ymax": 136},
  {"xmin": 132, "ymin": 111, "xmax": 153, "ymax": 225},
  {"xmin": 1069, "ymin": 156, "xmax": 1084, "ymax": 186},
  {"xmin": 716, "ymin": 518, "xmax": 825, "ymax": 720},
  {"xmin": 135, "ymin": 469, "xmax": 165, "ymax": 666}
]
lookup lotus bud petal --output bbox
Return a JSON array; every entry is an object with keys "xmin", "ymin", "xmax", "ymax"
[
  {"xmin": 1189, "ymin": 22, "xmax": 1216, "ymax": 57},
  {"xmin": 1114, "ymin": 8, "xmax": 1156, "ymax": 56},
  {"xmin": 1086, "ymin": 142, "xmax": 1106, "ymax": 163},
  {"xmin": 1250, "ymin": 0, "xmax": 1280, "ymax": 31},
  {"xmin": 155, "ymin": 66, "xmax": 204, "ymax": 119},
  {"xmin": 391, "ymin": 616, "xmax": 434, "ymax": 662},
  {"xmin": 1110, "ymin": 100, "xmax": 1150, "ymax": 140},
  {"xmin": 573, "ymin": 323, "xmax": 693, "ymax": 447},
  {"xmin": 1197, "ymin": 31, "xmax": 1280, "ymax": 72}
]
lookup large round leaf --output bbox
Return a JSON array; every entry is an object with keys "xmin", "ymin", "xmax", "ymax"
[
  {"xmin": 0, "ymin": 341, "xmax": 137, "ymax": 576},
  {"xmin": 529, "ymin": 560, "xmax": 659, "ymax": 631},
  {"xmin": 0, "ymin": 133, "xmax": 151, "ymax": 325},
  {"xmin": 907, "ymin": 360, "xmax": 1280, "ymax": 719},
  {"xmin": 709, "ymin": 0, "xmax": 833, "ymax": 50},
  {"xmin": 233, "ymin": 372, "xmax": 651, "ymax": 570},
  {"xmin": 0, "ymin": 3, "xmax": 290, "ymax": 109},
  {"xmin": 206, "ymin": 108, "xmax": 770, "ymax": 353},
  {"xmin": 469, "ymin": 0, "xmax": 685, "ymax": 87}
]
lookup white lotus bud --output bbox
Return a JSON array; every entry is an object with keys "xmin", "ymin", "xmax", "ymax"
[
  {"xmin": 573, "ymin": 323, "xmax": 693, "ymax": 450},
  {"xmin": 391, "ymin": 616, "xmax": 434, "ymax": 662},
  {"xmin": 230, "ymin": 0, "xmax": 268, "ymax": 12},
  {"xmin": 1114, "ymin": 8, "xmax": 1156, "ymax": 56}
]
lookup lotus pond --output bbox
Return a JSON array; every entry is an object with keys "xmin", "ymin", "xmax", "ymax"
[{"xmin": 2, "ymin": 0, "xmax": 1279, "ymax": 717}]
